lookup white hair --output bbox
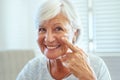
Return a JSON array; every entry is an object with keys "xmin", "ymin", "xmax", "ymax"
[{"xmin": 35, "ymin": 0, "xmax": 81, "ymax": 31}]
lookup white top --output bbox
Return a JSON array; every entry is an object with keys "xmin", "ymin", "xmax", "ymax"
[{"xmin": 16, "ymin": 54, "xmax": 111, "ymax": 80}]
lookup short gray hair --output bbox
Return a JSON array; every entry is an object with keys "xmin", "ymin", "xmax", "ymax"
[{"xmin": 35, "ymin": 0, "xmax": 81, "ymax": 31}]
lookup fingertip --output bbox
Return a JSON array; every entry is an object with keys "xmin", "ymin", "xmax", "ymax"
[
  {"xmin": 61, "ymin": 37, "xmax": 67, "ymax": 43},
  {"xmin": 61, "ymin": 37, "xmax": 65, "ymax": 40}
]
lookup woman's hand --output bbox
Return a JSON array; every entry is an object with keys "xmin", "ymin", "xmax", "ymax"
[{"xmin": 60, "ymin": 37, "xmax": 97, "ymax": 80}]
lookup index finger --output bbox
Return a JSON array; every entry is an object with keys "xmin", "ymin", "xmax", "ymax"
[{"xmin": 61, "ymin": 37, "xmax": 79, "ymax": 52}]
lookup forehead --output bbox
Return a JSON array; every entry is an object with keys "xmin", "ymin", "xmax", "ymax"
[{"xmin": 41, "ymin": 13, "xmax": 69, "ymax": 26}]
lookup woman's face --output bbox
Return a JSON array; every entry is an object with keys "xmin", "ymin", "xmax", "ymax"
[{"xmin": 37, "ymin": 13, "xmax": 74, "ymax": 59}]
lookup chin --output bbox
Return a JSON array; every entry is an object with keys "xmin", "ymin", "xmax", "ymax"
[
  {"xmin": 46, "ymin": 56, "xmax": 57, "ymax": 59},
  {"xmin": 45, "ymin": 53, "xmax": 62, "ymax": 59}
]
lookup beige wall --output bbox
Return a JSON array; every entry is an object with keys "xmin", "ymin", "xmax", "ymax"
[{"xmin": 0, "ymin": 50, "xmax": 35, "ymax": 80}]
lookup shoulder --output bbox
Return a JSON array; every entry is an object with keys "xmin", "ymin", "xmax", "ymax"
[
  {"xmin": 28, "ymin": 55, "xmax": 47, "ymax": 67},
  {"xmin": 21, "ymin": 54, "xmax": 47, "ymax": 70},
  {"xmin": 16, "ymin": 55, "xmax": 47, "ymax": 80},
  {"xmin": 88, "ymin": 54, "xmax": 104, "ymax": 65},
  {"xmin": 88, "ymin": 54, "xmax": 111, "ymax": 80},
  {"xmin": 88, "ymin": 54, "xmax": 106, "ymax": 70}
]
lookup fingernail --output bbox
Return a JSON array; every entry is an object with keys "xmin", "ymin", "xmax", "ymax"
[
  {"xmin": 62, "ymin": 62, "xmax": 68, "ymax": 67},
  {"xmin": 61, "ymin": 37, "xmax": 66, "ymax": 41},
  {"xmin": 61, "ymin": 37, "xmax": 65, "ymax": 40}
]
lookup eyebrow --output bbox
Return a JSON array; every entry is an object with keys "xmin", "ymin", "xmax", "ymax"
[{"xmin": 39, "ymin": 25, "xmax": 43, "ymax": 28}]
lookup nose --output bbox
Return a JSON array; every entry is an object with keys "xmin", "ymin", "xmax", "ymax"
[{"xmin": 45, "ymin": 31, "xmax": 55, "ymax": 43}]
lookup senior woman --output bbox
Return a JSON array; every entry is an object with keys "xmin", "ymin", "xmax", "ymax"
[{"xmin": 17, "ymin": 0, "xmax": 111, "ymax": 80}]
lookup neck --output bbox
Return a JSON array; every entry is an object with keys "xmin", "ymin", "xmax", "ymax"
[{"xmin": 47, "ymin": 59, "xmax": 71, "ymax": 80}]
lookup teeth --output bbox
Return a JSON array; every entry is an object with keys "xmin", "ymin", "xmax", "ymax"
[{"xmin": 47, "ymin": 46, "xmax": 58, "ymax": 49}]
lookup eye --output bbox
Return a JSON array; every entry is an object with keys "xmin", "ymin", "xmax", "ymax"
[
  {"xmin": 38, "ymin": 28, "xmax": 46, "ymax": 33},
  {"xmin": 55, "ymin": 26, "xmax": 63, "ymax": 31}
]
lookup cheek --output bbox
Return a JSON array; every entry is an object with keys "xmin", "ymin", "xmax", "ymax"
[
  {"xmin": 56, "ymin": 32, "xmax": 73, "ymax": 43},
  {"xmin": 37, "ymin": 35, "xmax": 45, "ymax": 52},
  {"xmin": 68, "ymin": 30, "xmax": 74, "ymax": 42},
  {"xmin": 56, "ymin": 33, "xmax": 68, "ymax": 40},
  {"xmin": 56, "ymin": 33, "xmax": 69, "ymax": 52}
]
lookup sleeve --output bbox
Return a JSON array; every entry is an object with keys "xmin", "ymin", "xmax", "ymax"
[{"xmin": 97, "ymin": 58, "xmax": 111, "ymax": 80}]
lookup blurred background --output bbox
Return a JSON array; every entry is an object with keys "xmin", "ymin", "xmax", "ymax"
[{"xmin": 0, "ymin": 0, "xmax": 120, "ymax": 80}]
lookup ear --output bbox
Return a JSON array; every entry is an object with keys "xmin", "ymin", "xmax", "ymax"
[{"xmin": 72, "ymin": 29, "xmax": 80, "ymax": 43}]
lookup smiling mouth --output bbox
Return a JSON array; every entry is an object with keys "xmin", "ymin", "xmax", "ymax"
[{"xmin": 45, "ymin": 45, "xmax": 61, "ymax": 50}]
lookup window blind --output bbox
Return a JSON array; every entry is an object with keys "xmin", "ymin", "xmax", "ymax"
[
  {"xmin": 93, "ymin": 0, "xmax": 120, "ymax": 53},
  {"xmin": 70, "ymin": 0, "xmax": 89, "ymax": 52}
]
